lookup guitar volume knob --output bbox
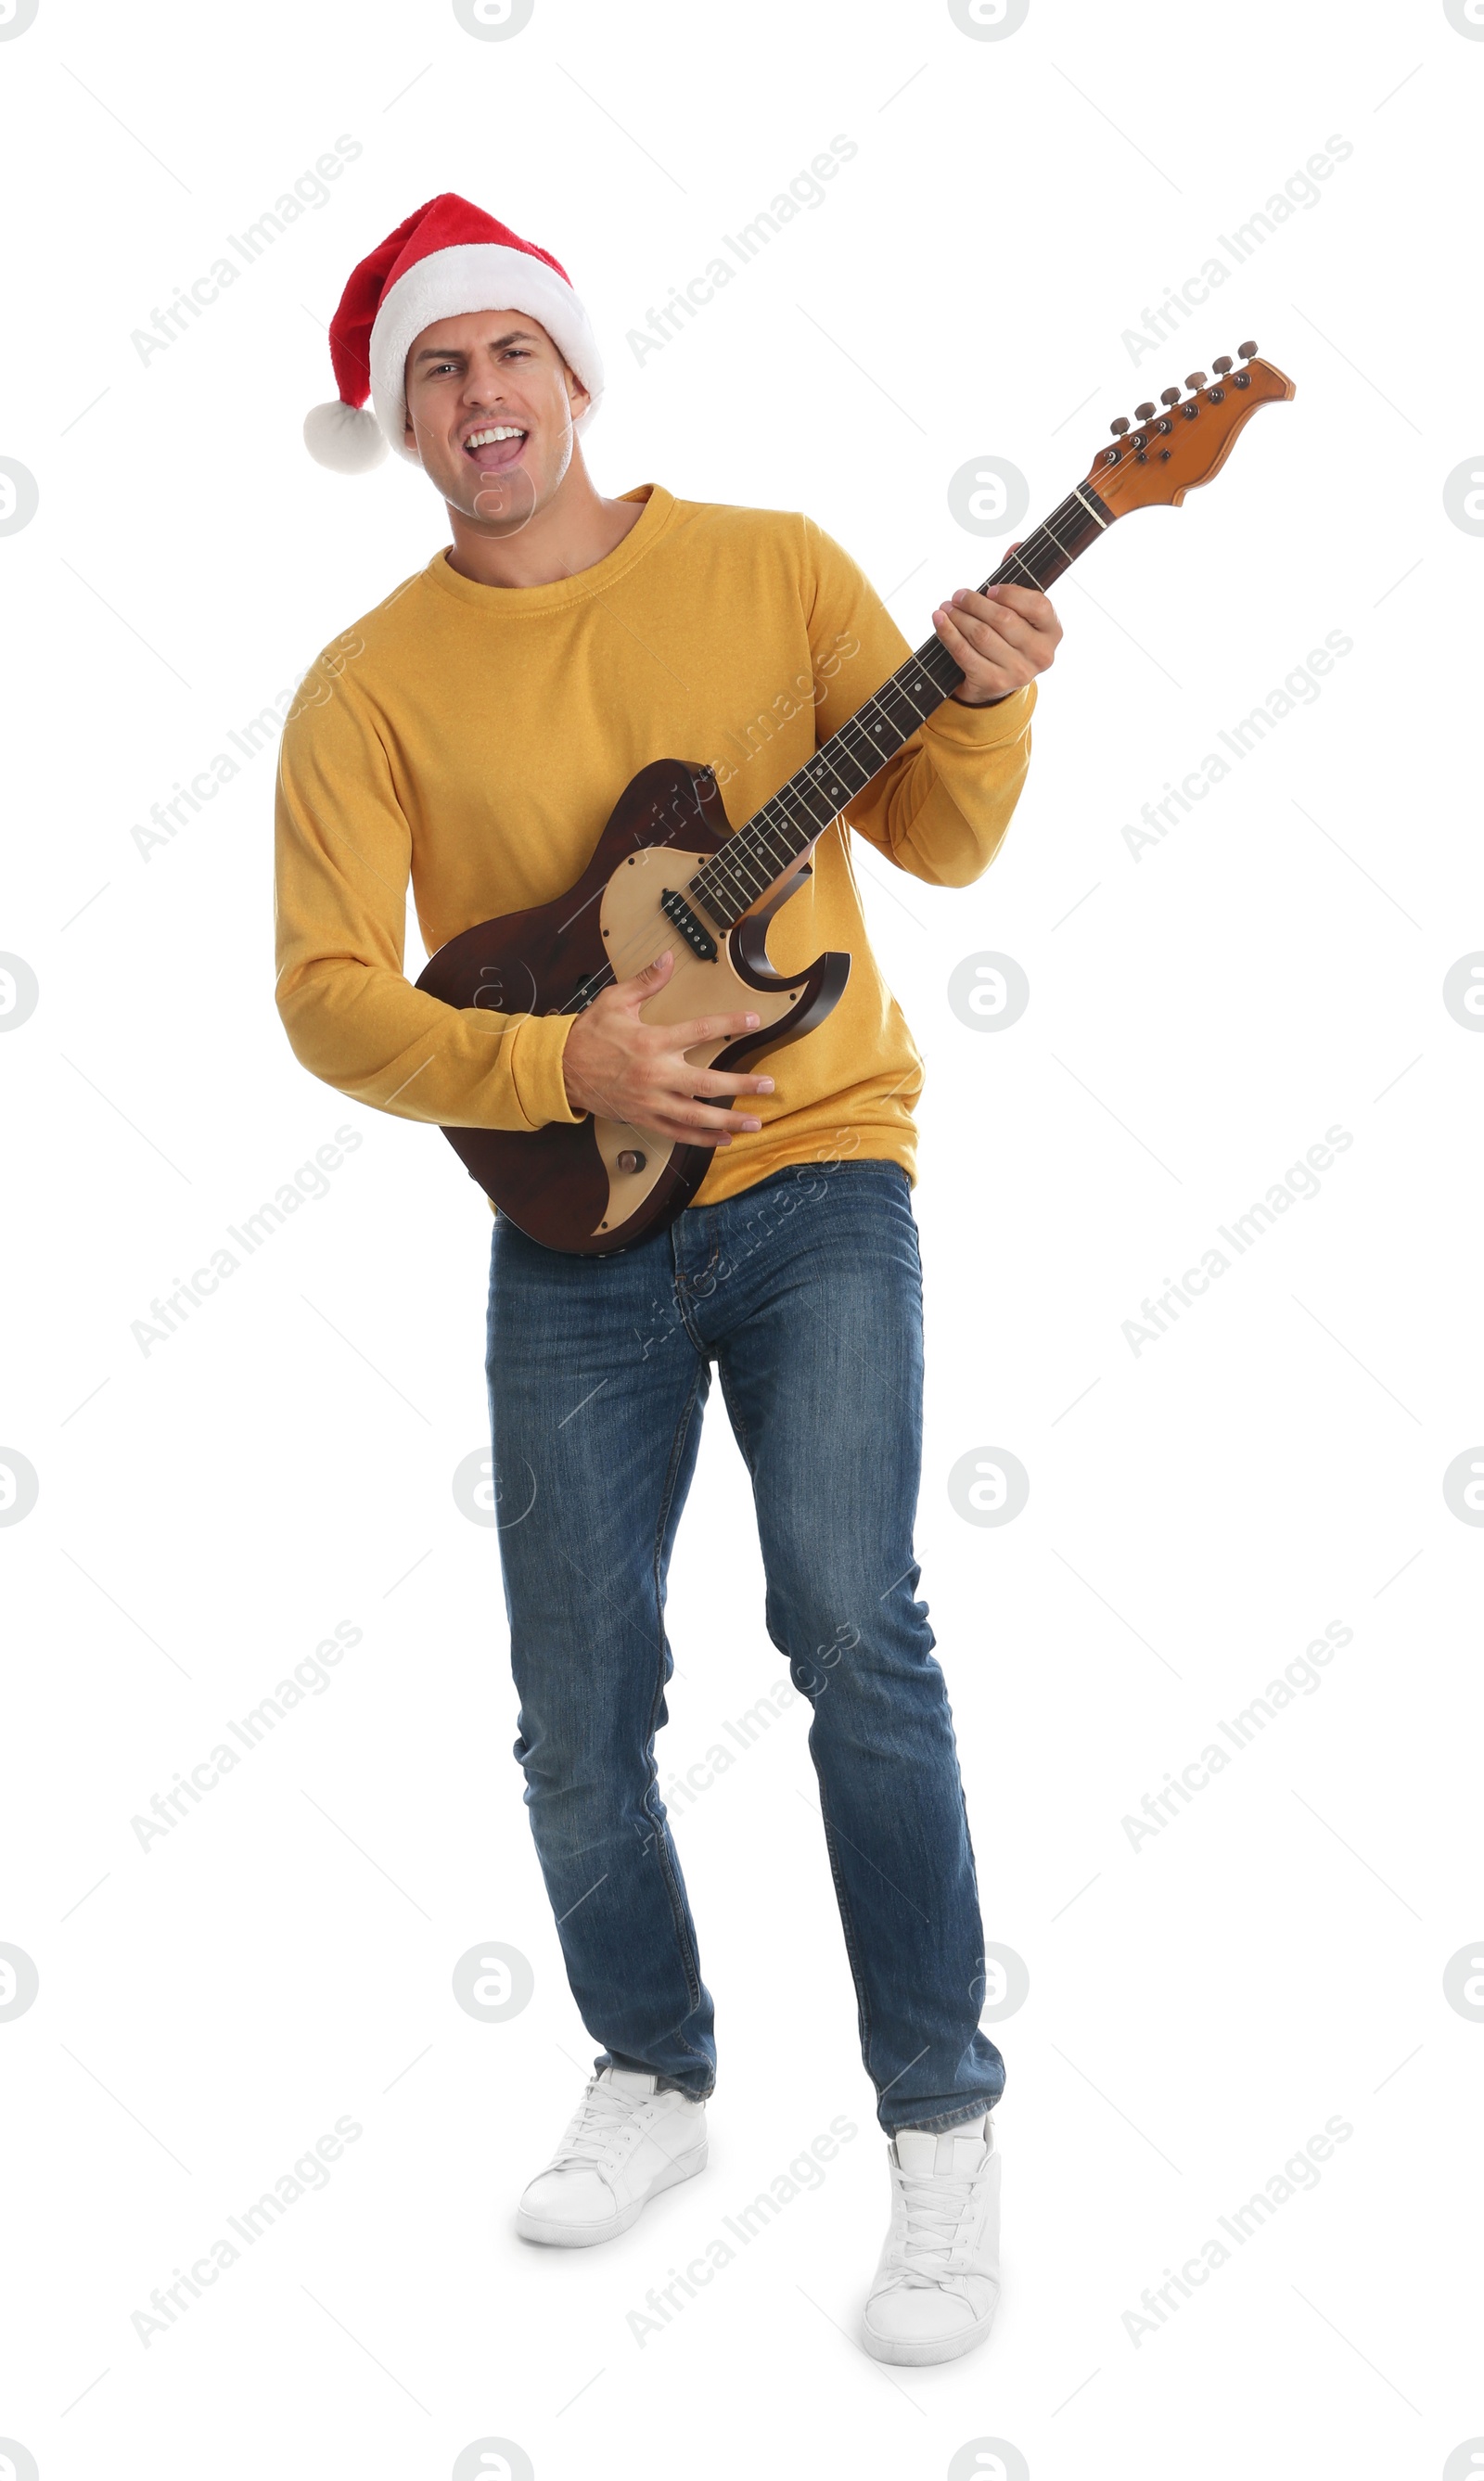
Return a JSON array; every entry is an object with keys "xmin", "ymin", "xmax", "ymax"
[{"xmin": 616, "ymin": 1148, "xmax": 647, "ymax": 1174}]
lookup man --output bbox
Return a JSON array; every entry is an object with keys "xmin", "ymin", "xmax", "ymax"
[{"xmin": 275, "ymin": 194, "xmax": 1061, "ymax": 2368}]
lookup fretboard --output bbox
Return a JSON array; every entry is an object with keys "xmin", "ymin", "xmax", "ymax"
[{"xmin": 690, "ymin": 480, "xmax": 1113, "ymax": 933}]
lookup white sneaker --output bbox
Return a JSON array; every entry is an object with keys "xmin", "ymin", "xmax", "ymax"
[
  {"xmin": 863, "ymin": 2113, "xmax": 1001, "ymax": 2365},
  {"xmin": 516, "ymin": 2065, "xmax": 709, "ymax": 2248}
]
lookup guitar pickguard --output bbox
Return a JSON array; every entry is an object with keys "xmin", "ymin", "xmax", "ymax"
[{"xmin": 589, "ymin": 847, "xmax": 812, "ymax": 1241}]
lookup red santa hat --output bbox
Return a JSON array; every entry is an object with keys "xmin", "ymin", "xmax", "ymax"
[{"xmin": 303, "ymin": 193, "xmax": 605, "ymax": 473}]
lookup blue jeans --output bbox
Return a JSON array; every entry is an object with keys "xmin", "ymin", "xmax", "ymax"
[{"xmin": 484, "ymin": 1157, "xmax": 1005, "ymax": 2135}]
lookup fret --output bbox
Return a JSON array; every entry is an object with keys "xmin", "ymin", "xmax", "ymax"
[
  {"xmin": 749, "ymin": 824, "xmax": 802, "ymax": 889},
  {"xmin": 724, "ymin": 843, "xmax": 771, "ymax": 901},
  {"xmin": 867, "ymin": 679, "xmax": 934, "ymax": 741},
  {"xmin": 690, "ymin": 477, "xmax": 1114, "ymax": 932},
  {"xmin": 850, "ymin": 710, "xmax": 900, "ymax": 754},
  {"xmin": 761, "ymin": 805, "xmax": 817, "ymax": 868},
  {"xmin": 835, "ymin": 713, "xmax": 891, "ymax": 771},
  {"xmin": 754, "ymin": 814, "xmax": 797, "ymax": 873},
  {"xmin": 1000, "ymin": 546, "xmax": 1043, "ymax": 590},
  {"xmin": 1041, "ymin": 501, "xmax": 1088, "ymax": 559},
  {"xmin": 812, "ymin": 740, "xmax": 862, "ymax": 786},
  {"xmin": 989, "ymin": 491, "xmax": 1107, "ymax": 595},
  {"xmin": 699, "ymin": 845, "xmax": 763, "ymax": 920},
  {"xmin": 777, "ymin": 778, "xmax": 833, "ymax": 834},
  {"xmin": 819, "ymin": 736, "xmax": 874, "ymax": 790}
]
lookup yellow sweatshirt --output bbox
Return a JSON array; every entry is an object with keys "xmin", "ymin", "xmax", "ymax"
[{"xmin": 274, "ymin": 482, "xmax": 1035, "ymax": 1205}]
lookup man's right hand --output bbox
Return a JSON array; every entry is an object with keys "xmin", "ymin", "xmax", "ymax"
[{"xmin": 559, "ymin": 950, "xmax": 775, "ymax": 1146}]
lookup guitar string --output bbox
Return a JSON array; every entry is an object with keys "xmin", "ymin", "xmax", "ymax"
[
  {"xmin": 695, "ymin": 498, "xmax": 1092, "ymax": 923},
  {"xmin": 582, "ymin": 383, "xmax": 1253, "ymax": 994},
  {"xmin": 689, "ymin": 494, "xmax": 1092, "ymax": 920},
  {"xmin": 711, "ymin": 374, "xmax": 1270, "ymax": 906},
  {"xmin": 578, "ymin": 491, "xmax": 1100, "ymax": 1002},
  {"xmin": 567, "ymin": 521, "xmax": 1077, "ymax": 1011},
  {"xmin": 571, "ymin": 519, "xmax": 1084, "ymax": 1006},
  {"xmin": 557, "ymin": 632, "xmax": 955, "ymax": 1010},
  {"xmin": 668, "ymin": 487, "xmax": 1108, "ymax": 942}
]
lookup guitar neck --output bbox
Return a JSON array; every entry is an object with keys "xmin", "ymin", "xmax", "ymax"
[{"xmin": 689, "ymin": 478, "xmax": 1115, "ymax": 934}]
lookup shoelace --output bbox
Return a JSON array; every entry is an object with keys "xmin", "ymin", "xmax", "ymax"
[
  {"xmin": 885, "ymin": 2166, "xmax": 982, "ymax": 2288},
  {"xmin": 551, "ymin": 2078, "xmax": 646, "ymax": 2173}
]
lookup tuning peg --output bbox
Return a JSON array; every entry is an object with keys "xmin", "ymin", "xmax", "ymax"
[
  {"xmin": 1212, "ymin": 355, "xmax": 1233, "ymax": 375},
  {"xmin": 1238, "ymin": 339, "xmax": 1258, "ymax": 359},
  {"xmin": 1134, "ymin": 402, "xmax": 1156, "ymax": 420},
  {"xmin": 1109, "ymin": 416, "xmax": 1130, "ymax": 435},
  {"xmin": 1159, "ymin": 386, "xmax": 1181, "ymax": 406},
  {"xmin": 1184, "ymin": 372, "xmax": 1207, "ymax": 390}
]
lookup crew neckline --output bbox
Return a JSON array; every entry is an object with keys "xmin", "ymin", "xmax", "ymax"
[{"xmin": 424, "ymin": 482, "xmax": 675, "ymax": 615}]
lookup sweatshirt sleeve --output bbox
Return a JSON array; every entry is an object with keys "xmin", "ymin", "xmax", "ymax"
[
  {"xmin": 800, "ymin": 513, "xmax": 1036, "ymax": 889},
  {"xmin": 273, "ymin": 656, "xmax": 582, "ymax": 1132}
]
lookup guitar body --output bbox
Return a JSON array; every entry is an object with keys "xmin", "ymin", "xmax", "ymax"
[{"xmin": 415, "ymin": 758, "xmax": 851, "ymax": 1255}]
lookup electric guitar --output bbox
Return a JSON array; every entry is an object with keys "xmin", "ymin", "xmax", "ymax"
[{"xmin": 416, "ymin": 343, "xmax": 1295, "ymax": 1254}]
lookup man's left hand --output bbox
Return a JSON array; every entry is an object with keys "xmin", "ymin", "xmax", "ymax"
[{"xmin": 932, "ymin": 579, "xmax": 1062, "ymax": 706}]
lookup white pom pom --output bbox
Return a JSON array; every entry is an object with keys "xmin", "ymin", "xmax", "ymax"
[{"xmin": 303, "ymin": 401, "xmax": 388, "ymax": 474}]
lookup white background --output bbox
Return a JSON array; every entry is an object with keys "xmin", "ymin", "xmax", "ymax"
[{"xmin": 2, "ymin": 1, "xmax": 1481, "ymax": 2475}]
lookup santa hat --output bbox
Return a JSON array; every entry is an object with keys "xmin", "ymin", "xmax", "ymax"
[{"xmin": 303, "ymin": 193, "xmax": 604, "ymax": 474}]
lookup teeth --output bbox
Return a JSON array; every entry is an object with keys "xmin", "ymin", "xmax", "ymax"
[{"xmin": 465, "ymin": 426, "xmax": 526, "ymax": 449}]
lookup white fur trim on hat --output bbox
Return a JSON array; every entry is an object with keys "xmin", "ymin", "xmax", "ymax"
[
  {"xmin": 303, "ymin": 400, "xmax": 390, "ymax": 474},
  {"xmin": 368, "ymin": 243, "xmax": 605, "ymax": 462}
]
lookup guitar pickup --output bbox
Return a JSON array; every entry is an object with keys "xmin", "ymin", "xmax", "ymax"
[{"xmin": 659, "ymin": 888, "xmax": 718, "ymax": 960}]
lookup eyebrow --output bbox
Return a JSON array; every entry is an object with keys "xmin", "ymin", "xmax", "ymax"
[{"xmin": 412, "ymin": 328, "xmax": 540, "ymax": 363}]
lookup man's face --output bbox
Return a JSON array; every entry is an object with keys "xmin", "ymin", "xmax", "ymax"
[{"xmin": 403, "ymin": 310, "xmax": 588, "ymax": 531}]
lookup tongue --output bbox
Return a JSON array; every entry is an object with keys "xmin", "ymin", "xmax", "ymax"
[
  {"xmin": 468, "ymin": 433, "xmax": 525, "ymax": 470},
  {"xmin": 895, "ymin": 2122, "xmax": 989, "ymax": 2177}
]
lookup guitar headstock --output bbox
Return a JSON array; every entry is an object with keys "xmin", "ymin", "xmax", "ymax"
[{"xmin": 1085, "ymin": 343, "xmax": 1295, "ymax": 514}]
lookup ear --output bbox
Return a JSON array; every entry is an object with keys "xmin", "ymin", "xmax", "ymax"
[{"xmin": 563, "ymin": 363, "xmax": 592, "ymax": 423}]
